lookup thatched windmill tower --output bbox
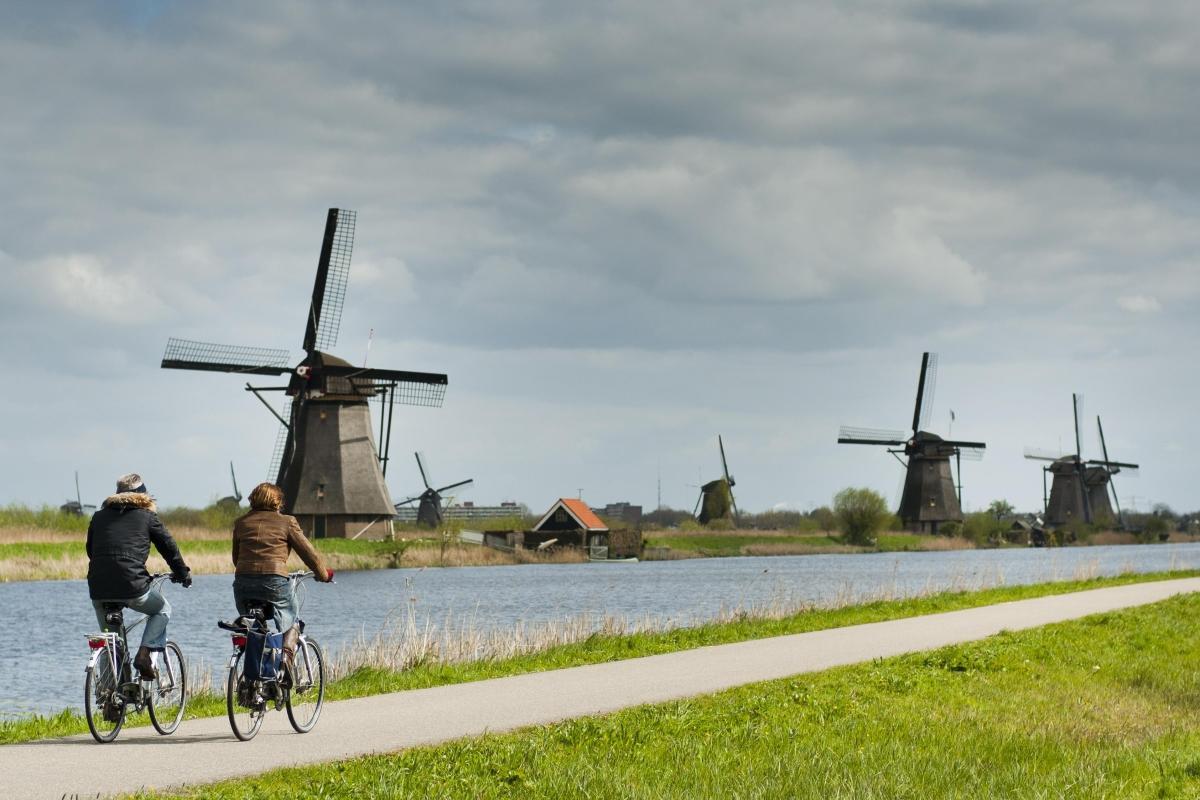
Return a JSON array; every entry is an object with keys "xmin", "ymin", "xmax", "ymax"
[
  {"xmin": 162, "ymin": 209, "xmax": 448, "ymax": 539},
  {"xmin": 693, "ymin": 436, "xmax": 739, "ymax": 525},
  {"xmin": 1025, "ymin": 395, "xmax": 1138, "ymax": 528},
  {"xmin": 838, "ymin": 353, "xmax": 986, "ymax": 533}
]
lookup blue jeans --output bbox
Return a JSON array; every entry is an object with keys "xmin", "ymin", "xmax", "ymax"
[
  {"xmin": 92, "ymin": 588, "xmax": 170, "ymax": 650},
  {"xmin": 232, "ymin": 575, "xmax": 296, "ymax": 632}
]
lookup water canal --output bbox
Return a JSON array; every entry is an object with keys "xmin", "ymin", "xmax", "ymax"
[{"xmin": 5, "ymin": 542, "xmax": 1199, "ymax": 718}]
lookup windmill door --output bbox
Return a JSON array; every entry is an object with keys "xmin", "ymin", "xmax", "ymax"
[{"xmin": 313, "ymin": 515, "xmax": 327, "ymax": 539}]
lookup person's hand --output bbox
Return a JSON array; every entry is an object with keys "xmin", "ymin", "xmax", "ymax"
[
  {"xmin": 172, "ymin": 569, "xmax": 193, "ymax": 588},
  {"xmin": 324, "ymin": 569, "xmax": 335, "ymax": 583}
]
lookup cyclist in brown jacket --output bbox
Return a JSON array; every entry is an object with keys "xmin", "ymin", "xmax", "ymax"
[{"xmin": 232, "ymin": 483, "xmax": 333, "ymax": 671}]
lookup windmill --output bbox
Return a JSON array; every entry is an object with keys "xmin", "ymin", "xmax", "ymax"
[
  {"xmin": 693, "ymin": 436, "xmax": 739, "ymax": 526},
  {"xmin": 838, "ymin": 353, "xmax": 986, "ymax": 533},
  {"xmin": 161, "ymin": 208, "xmax": 448, "ymax": 539},
  {"xmin": 394, "ymin": 452, "xmax": 474, "ymax": 527},
  {"xmin": 1024, "ymin": 395, "xmax": 1137, "ymax": 528},
  {"xmin": 217, "ymin": 461, "xmax": 243, "ymax": 509},
  {"xmin": 60, "ymin": 471, "xmax": 95, "ymax": 517}
]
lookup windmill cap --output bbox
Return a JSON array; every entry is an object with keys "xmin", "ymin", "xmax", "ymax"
[{"xmin": 116, "ymin": 473, "xmax": 148, "ymax": 494}]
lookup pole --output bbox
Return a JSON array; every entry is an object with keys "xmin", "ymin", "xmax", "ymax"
[
  {"xmin": 955, "ymin": 449, "xmax": 962, "ymax": 507},
  {"xmin": 382, "ymin": 386, "xmax": 396, "ymax": 478}
]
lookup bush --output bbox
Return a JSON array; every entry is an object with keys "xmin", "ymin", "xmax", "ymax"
[
  {"xmin": 833, "ymin": 488, "xmax": 889, "ymax": 546},
  {"xmin": 960, "ymin": 512, "xmax": 1007, "ymax": 547},
  {"xmin": 809, "ymin": 506, "xmax": 836, "ymax": 532},
  {"xmin": 1141, "ymin": 515, "xmax": 1170, "ymax": 544}
]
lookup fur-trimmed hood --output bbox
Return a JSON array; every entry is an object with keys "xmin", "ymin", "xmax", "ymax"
[{"xmin": 102, "ymin": 492, "xmax": 157, "ymax": 512}]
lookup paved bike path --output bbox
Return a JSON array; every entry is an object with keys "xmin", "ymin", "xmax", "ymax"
[{"xmin": 5, "ymin": 577, "xmax": 1198, "ymax": 799}]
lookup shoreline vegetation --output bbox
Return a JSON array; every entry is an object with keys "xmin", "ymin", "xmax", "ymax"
[
  {"xmin": 2, "ymin": 502, "xmax": 1198, "ymax": 582},
  {"xmin": 137, "ymin": 584, "xmax": 1200, "ymax": 799},
  {"xmin": 3, "ymin": 568, "xmax": 1197, "ymax": 746}
]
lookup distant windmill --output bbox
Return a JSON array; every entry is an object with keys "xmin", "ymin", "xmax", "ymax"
[
  {"xmin": 1024, "ymin": 395, "xmax": 1138, "ymax": 527},
  {"xmin": 693, "ymin": 436, "xmax": 739, "ymax": 526},
  {"xmin": 161, "ymin": 209, "xmax": 448, "ymax": 539},
  {"xmin": 60, "ymin": 471, "xmax": 95, "ymax": 517},
  {"xmin": 395, "ymin": 453, "xmax": 474, "ymax": 527},
  {"xmin": 838, "ymin": 353, "xmax": 986, "ymax": 533},
  {"xmin": 217, "ymin": 461, "xmax": 244, "ymax": 509}
]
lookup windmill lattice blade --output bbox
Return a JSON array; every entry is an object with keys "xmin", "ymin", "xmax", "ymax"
[
  {"xmin": 303, "ymin": 209, "xmax": 356, "ymax": 352},
  {"xmin": 415, "ymin": 452, "xmax": 431, "ymax": 490},
  {"xmin": 838, "ymin": 426, "xmax": 907, "ymax": 445},
  {"xmin": 957, "ymin": 446, "xmax": 985, "ymax": 461},
  {"xmin": 437, "ymin": 479, "xmax": 474, "ymax": 493},
  {"xmin": 718, "ymin": 436, "xmax": 731, "ymax": 484},
  {"xmin": 1080, "ymin": 393, "xmax": 1089, "ymax": 455},
  {"xmin": 917, "ymin": 352, "xmax": 938, "ymax": 432},
  {"xmin": 266, "ymin": 401, "xmax": 293, "ymax": 482},
  {"xmin": 323, "ymin": 365, "xmax": 447, "ymax": 406},
  {"xmin": 162, "ymin": 338, "xmax": 291, "ymax": 375},
  {"xmin": 1024, "ymin": 446, "xmax": 1062, "ymax": 460},
  {"xmin": 394, "ymin": 495, "xmax": 422, "ymax": 507}
]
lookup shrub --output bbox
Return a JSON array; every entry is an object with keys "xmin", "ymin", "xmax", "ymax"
[
  {"xmin": 808, "ymin": 506, "xmax": 836, "ymax": 532},
  {"xmin": 1142, "ymin": 515, "xmax": 1170, "ymax": 543},
  {"xmin": 833, "ymin": 488, "xmax": 889, "ymax": 546},
  {"xmin": 960, "ymin": 512, "xmax": 1008, "ymax": 547}
]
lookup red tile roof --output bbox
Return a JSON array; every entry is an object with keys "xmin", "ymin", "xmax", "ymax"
[
  {"xmin": 533, "ymin": 498, "xmax": 609, "ymax": 532},
  {"xmin": 561, "ymin": 498, "xmax": 608, "ymax": 531}
]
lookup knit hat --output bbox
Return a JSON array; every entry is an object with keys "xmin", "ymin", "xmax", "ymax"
[{"xmin": 116, "ymin": 473, "xmax": 148, "ymax": 494}]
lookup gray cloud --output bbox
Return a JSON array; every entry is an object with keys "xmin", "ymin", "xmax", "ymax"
[{"xmin": 1, "ymin": 1, "xmax": 1197, "ymax": 513}]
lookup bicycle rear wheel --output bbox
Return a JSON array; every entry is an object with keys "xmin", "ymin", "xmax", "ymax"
[
  {"xmin": 225, "ymin": 650, "xmax": 264, "ymax": 741},
  {"xmin": 148, "ymin": 641, "xmax": 187, "ymax": 735},
  {"xmin": 84, "ymin": 650, "xmax": 125, "ymax": 743},
  {"xmin": 285, "ymin": 637, "xmax": 325, "ymax": 733}
]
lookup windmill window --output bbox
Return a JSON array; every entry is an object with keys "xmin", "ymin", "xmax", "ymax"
[{"xmin": 316, "ymin": 483, "xmax": 326, "ymax": 500}]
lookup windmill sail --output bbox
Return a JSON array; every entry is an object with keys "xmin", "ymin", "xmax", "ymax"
[
  {"xmin": 162, "ymin": 338, "xmax": 290, "ymax": 375},
  {"xmin": 304, "ymin": 208, "xmax": 356, "ymax": 353}
]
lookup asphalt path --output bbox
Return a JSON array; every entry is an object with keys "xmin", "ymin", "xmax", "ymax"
[{"xmin": 6, "ymin": 577, "xmax": 1199, "ymax": 799}]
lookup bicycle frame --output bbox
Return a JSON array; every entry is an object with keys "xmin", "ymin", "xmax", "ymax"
[{"xmin": 85, "ymin": 575, "xmax": 177, "ymax": 699}]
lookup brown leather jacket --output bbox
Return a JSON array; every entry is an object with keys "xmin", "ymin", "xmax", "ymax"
[{"xmin": 232, "ymin": 510, "xmax": 331, "ymax": 580}]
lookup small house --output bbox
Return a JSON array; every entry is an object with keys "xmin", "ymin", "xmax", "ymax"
[{"xmin": 529, "ymin": 498, "xmax": 609, "ymax": 551}]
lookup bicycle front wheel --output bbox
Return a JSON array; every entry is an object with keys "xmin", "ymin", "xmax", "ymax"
[
  {"xmin": 148, "ymin": 641, "xmax": 188, "ymax": 735},
  {"xmin": 225, "ymin": 651, "xmax": 264, "ymax": 741},
  {"xmin": 84, "ymin": 653, "xmax": 124, "ymax": 743},
  {"xmin": 285, "ymin": 637, "xmax": 325, "ymax": 733}
]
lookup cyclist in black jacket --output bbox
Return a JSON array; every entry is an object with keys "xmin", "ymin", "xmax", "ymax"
[{"xmin": 86, "ymin": 473, "xmax": 191, "ymax": 679}]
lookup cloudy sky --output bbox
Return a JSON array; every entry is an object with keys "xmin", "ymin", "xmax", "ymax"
[{"xmin": 2, "ymin": 1, "xmax": 1196, "ymax": 516}]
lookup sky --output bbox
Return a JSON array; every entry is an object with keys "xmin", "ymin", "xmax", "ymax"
[{"xmin": 1, "ymin": 1, "xmax": 1197, "ymax": 516}]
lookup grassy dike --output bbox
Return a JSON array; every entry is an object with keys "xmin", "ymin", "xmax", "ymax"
[
  {"xmin": 3, "ymin": 570, "xmax": 1197, "ymax": 747},
  {"xmin": 137, "ymin": 586, "xmax": 1200, "ymax": 800}
]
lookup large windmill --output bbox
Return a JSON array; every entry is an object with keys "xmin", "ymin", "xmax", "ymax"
[
  {"xmin": 838, "ymin": 353, "xmax": 986, "ymax": 533},
  {"xmin": 693, "ymin": 436, "xmax": 739, "ymax": 526},
  {"xmin": 395, "ymin": 452, "xmax": 474, "ymax": 527},
  {"xmin": 161, "ymin": 208, "xmax": 448, "ymax": 539},
  {"xmin": 1024, "ymin": 394, "xmax": 1137, "ymax": 528}
]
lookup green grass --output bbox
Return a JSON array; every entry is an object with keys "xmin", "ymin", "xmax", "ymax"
[
  {"xmin": 876, "ymin": 532, "xmax": 932, "ymax": 551},
  {"xmin": 139, "ymin": 590, "xmax": 1200, "ymax": 799},
  {"xmin": 4, "ymin": 569, "xmax": 1196, "ymax": 747},
  {"xmin": 0, "ymin": 504, "xmax": 91, "ymax": 533}
]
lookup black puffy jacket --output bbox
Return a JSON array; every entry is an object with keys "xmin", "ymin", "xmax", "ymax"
[{"xmin": 86, "ymin": 492, "xmax": 189, "ymax": 600}]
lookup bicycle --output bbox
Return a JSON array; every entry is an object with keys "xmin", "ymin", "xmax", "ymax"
[
  {"xmin": 219, "ymin": 570, "xmax": 327, "ymax": 741},
  {"xmin": 83, "ymin": 573, "xmax": 189, "ymax": 743}
]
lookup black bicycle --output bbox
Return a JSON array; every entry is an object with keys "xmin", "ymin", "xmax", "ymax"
[
  {"xmin": 219, "ymin": 570, "xmax": 326, "ymax": 741},
  {"xmin": 83, "ymin": 573, "xmax": 189, "ymax": 743}
]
